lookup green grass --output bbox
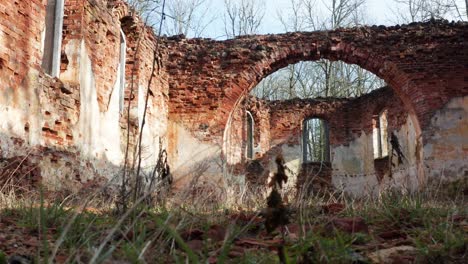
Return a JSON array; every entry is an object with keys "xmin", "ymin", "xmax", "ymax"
[{"xmin": 0, "ymin": 181, "xmax": 466, "ymax": 263}]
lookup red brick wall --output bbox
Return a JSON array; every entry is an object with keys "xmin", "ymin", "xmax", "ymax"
[
  {"xmin": 266, "ymin": 87, "xmax": 409, "ymax": 148},
  {"xmin": 0, "ymin": 0, "xmax": 45, "ymax": 88},
  {"xmin": 0, "ymin": 0, "xmax": 169, "ymax": 187},
  {"xmin": 268, "ymin": 97, "xmax": 349, "ymax": 146},
  {"xmin": 226, "ymin": 87, "xmax": 411, "ymax": 186},
  {"xmin": 226, "ymin": 96, "xmax": 270, "ymax": 165},
  {"xmin": 164, "ymin": 21, "xmax": 468, "ymax": 146}
]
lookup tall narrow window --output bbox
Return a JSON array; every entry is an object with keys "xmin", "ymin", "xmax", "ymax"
[
  {"xmin": 373, "ymin": 109, "xmax": 388, "ymax": 158},
  {"xmin": 118, "ymin": 29, "xmax": 127, "ymax": 112},
  {"xmin": 303, "ymin": 118, "xmax": 330, "ymax": 163},
  {"xmin": 42, "ymin": 0, "xmax": 64, "ymax": 77},
  {"xmin": 246, "ymin": 111, "xmax": 254, "ymax": 159}
]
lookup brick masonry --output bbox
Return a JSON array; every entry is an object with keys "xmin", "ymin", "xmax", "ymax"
[
  {"xmin": 0, "ymin": 0, "xmax": 466, "ymax": 193},
  {"xmin": 164, "ymin": 21, "xmax": 468, "ymax": 144},
  {"xmin": 163, "ymin": 20, "xmax": 467, "ymax": 190},
  {"xmin": 0, "ymin": 0, "xmax": 168, "ymax": 190},
  {"xmin": 227, "ymin": 87, "xmax": 414, "ymax": 193}
]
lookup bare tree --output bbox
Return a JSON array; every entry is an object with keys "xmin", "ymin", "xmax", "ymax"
[
  {"xmin": 127, "ymin": 0, "xmax": 160, "ymax": 14},
  {"xmin": 277, "ymin": 0, "xmax": 306, "ymax": 32},
  {"xmin": 301, "ymin": 0, "xmax": 366, "ymax": 30},
  {"xmin": 163, "ymin": 0, "xmax": 216, "ymax": 37},
  {"xmin": 252, "ymin": 0, "xmax": 384, "ymax": 100},
  {"xmin": 223, "ymin": 0, "xmax": 265, "ymax": 38},
  {"xmin": 466, "ymin": 0, "xmax": 468, "ymax": 18},
  {"xmin": 127, "ymin": 0, "xmax": 215, "ymax": 37},
  {"xmin": 391, "ymin": 0, "xmax": 467, "ymax": 23}
]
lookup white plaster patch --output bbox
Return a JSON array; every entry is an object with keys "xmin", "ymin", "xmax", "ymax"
[
  {"xmin": 168, "ymin": 121, "xmax": 222, "ymax": 187},
  {"xmin": 332, "ymin": 174, "xmax": 380, "ymax": 197},
  {"xmin": 332, "ymin": 132, "xmax": 373, "ymax": 175},
  {"xmin": 140, "ymin": 92, "xmax": 168, "ymax": 169},
  {"xmin": 40, "ymin": 27, "xmax": 46, "ymax": 56},
  {"xmin": 0, "ymin": 106, "xmax": 27, "ymax": 137},
  {"xmin": 60, "ymin": 39, "xmax": 82, "ymax": 83},
  {"xmin": 99, "ymin": 72, "xmax": 124, "ymax": 165},
  {"xmin": 268, "ymin": 144, "xmax": 302, "ymax": 189},
  {"xmin": 424, "ymin": 96, "xmax": 468, "ymax": 181},
  {"xmin": 0, "ymin": 31, "xmax": 4, "ymax": 54},
  {"xmin": 331, "ymin": 116, "xmax": 421, "ymax": 196},
  {"xmin": 0, "ymin": 70, "xmax": 42, "ymax": 148},
  {"xmin": 62, "ymin": 39, "xmax": 124, "ymax": 167},
  {"xmin": 77, "ymin": 40, "xmax": 100, "ymax": 159}
]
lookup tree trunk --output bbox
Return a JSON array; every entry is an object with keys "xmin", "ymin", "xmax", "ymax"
[{"xmin": 465, "ymin": 0, "xmax": 468, "ymax": 19}]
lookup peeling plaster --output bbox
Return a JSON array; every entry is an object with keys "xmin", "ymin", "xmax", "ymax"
[
  {"xmin": 61, "ymin": 39, "xmax": 124, "ymax": 165},
  {"xmin": 332, "ymin": 132, "xmax": 373, "ymax": 175},
  {"xmin": 0, "ymin": 69, "xmax": 42, "ymax": 148},
  {"xmin": 140, "ymin": 94, "xmax": 168, "ymax": 168},
  {"xmin": 168, "ymin": 121, "xmax": 222, "ymax": 188},
  {"xmin": 331, "ymin": 116, "xmax": 420, "ymax": 196},
  {"xmin": 424, "ymin": 96, "xmax": 468, "ymax": 181}
]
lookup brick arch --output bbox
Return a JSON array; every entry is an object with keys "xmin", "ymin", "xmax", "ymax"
[
  {"xmin": 223, "ymin": 38, "xmax": 417, "ymax": 133},
  {"xmin": 166, "ymin": 21, "xmax": 467, "ymax": 145},
  {"xmin": 219, "ymin": 36, "xmax": 422, "ymax": 165},
  {"xmin": 303, "ymin": 114, "xmax": 331, "ymax": 123},
  {"xmin": 165, "ymin": 21, "xmax": 467, "ymax": 182}
]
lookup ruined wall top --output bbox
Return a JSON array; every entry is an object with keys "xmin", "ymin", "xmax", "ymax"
[{"xmin": 162, "ymin": 20, "xmax": 468, "ymax": 143}]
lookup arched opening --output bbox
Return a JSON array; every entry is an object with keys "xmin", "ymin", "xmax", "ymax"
[
  {"xmin": 302, "ymin": 117, "xmax": 330, "ymax": 163},
  {"xmin": 167, "ymin": 23, "xmax": 467, "ymax": 192},
  {"xmin": 119, "ymin": 16, "xmax": 141, "ymax": 164},
  {"xmin": 118, "ymin": 29, "xmax": 127, "ymax": 113},
  {"xmin": 246, "ymin": 111, "xmax": 254, "ymax": 159},
  {"xmin": 373, "ymin": 109, "xmax": 389, "ymax": 159},
  {"xmin": 42, "ymin": 0, "xmax": 64, "ymax": 77},
  {"xmin": 251, "ymin": 60, "xmax": 385, "ymax": 100},
  {"xmin": 223, "ymin": 54, "xmax": 423, "ymax": 194},
  {"xmin": 218, "ymin": 36, "xmax": 424, "ymax": 161}
]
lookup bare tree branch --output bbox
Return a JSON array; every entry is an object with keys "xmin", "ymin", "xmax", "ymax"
[{"xmin": 223, "ymin": 0, "xmax": 265, "ymax": 38}]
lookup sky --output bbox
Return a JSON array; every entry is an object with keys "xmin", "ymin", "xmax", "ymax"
[{"xmin": 198, "ymin": 0, "xmax": 467, "ymax": 39}]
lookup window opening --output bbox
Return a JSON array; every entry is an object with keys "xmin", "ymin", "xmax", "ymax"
[
  {"xmin": 118, "ymin": 29, "xmax": 127, "ymax": 112},
  {"xmin": 373, "ymin": 109, "xmax": 388, "ymax": 158},
  {"xmin": 42, "ymin": 0, "xmax": 64, "ymax": 77},
  {"xmin": 303, "ymin": 118, "xmax": 330, "ymax": 163},
  {"xmin": 246, "ymin": 111, "xmax": 254, "ymax": 159}
]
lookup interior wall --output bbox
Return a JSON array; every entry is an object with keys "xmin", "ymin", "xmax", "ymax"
[
  {"xmin": 0, "ymin": 2, "xmax": 466, "ymax": 193},
  {"xmin": 226, "ymin": 87, "xmax": 422, "ymax": 195},
  {"xmin": 167, "ymin": 121, "xmax": 222, "ymax": 188},
  {"xmin": 0, "ymin": 0, "xmax": 169, "ymax": 190},
  {"xmin": 423, "ymin": 96, "xmax": 468, "ymax": 183}
]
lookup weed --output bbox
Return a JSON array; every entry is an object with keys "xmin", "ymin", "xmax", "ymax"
[{"xmin": 0, "ymin": 174, "xmax": 466, "ymax": 263}]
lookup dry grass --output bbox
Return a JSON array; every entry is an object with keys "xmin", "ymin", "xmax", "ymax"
[{"xmin": 0, "ymin": 171, "xmax": 466, "ymax": 263}]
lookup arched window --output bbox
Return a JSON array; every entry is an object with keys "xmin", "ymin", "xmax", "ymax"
[
  {"xmin": 303, "ymin": 118, "xmax": 330, "ymax": 163},
  {"xmin": 42, "ymin": 0, "xmax": 64, "ymax": 77},
  {"xmin": 118, "ymin": 29, "xmax": 127, "ymax": 113},
  {"xmin": 373, "ymin": 109, "xmax": 388, "ymax": 158},
  {"xmin": 246, "ymin": 111, "xmax": 254, "ymax": 159}
]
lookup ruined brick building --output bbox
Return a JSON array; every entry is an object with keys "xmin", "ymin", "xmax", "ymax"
[{"xmin": 0, "ymin": 0, "xmax": 467, "ymax": 195}]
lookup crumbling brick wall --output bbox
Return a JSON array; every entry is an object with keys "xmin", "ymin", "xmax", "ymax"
[
  {"xmin": 226, "ymin": 87, "xmax": 420, "ymax": 193},
  {"xmin": 226, "ymin": 96, "xmax": 270, "ymax": 165},
  {"xmin": 164, "ymin": 21, "xmax": 467, "ymax": 187},
  {"xmin": 164, "ymin": 22, "xmax": 467, "ymax": 142},
  {"xmin": 0, "ymin": 0, "xmax": 169, "ymax": 189},
  {"xmin": 0, "ymin": 0, "xmax": 466, "ymax": 192}
]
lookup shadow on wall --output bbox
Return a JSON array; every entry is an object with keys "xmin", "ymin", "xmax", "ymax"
[
  {"xmin": 167, "ymin": 121, "xmax": 224, "ymax": 189},
  {"xmin": 223, "ymin": 98, "xmax": 423, "ymax": 196},
  {"xmin": 0, "ymin": 131, "xmax": 171, "ymax": 193}
]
